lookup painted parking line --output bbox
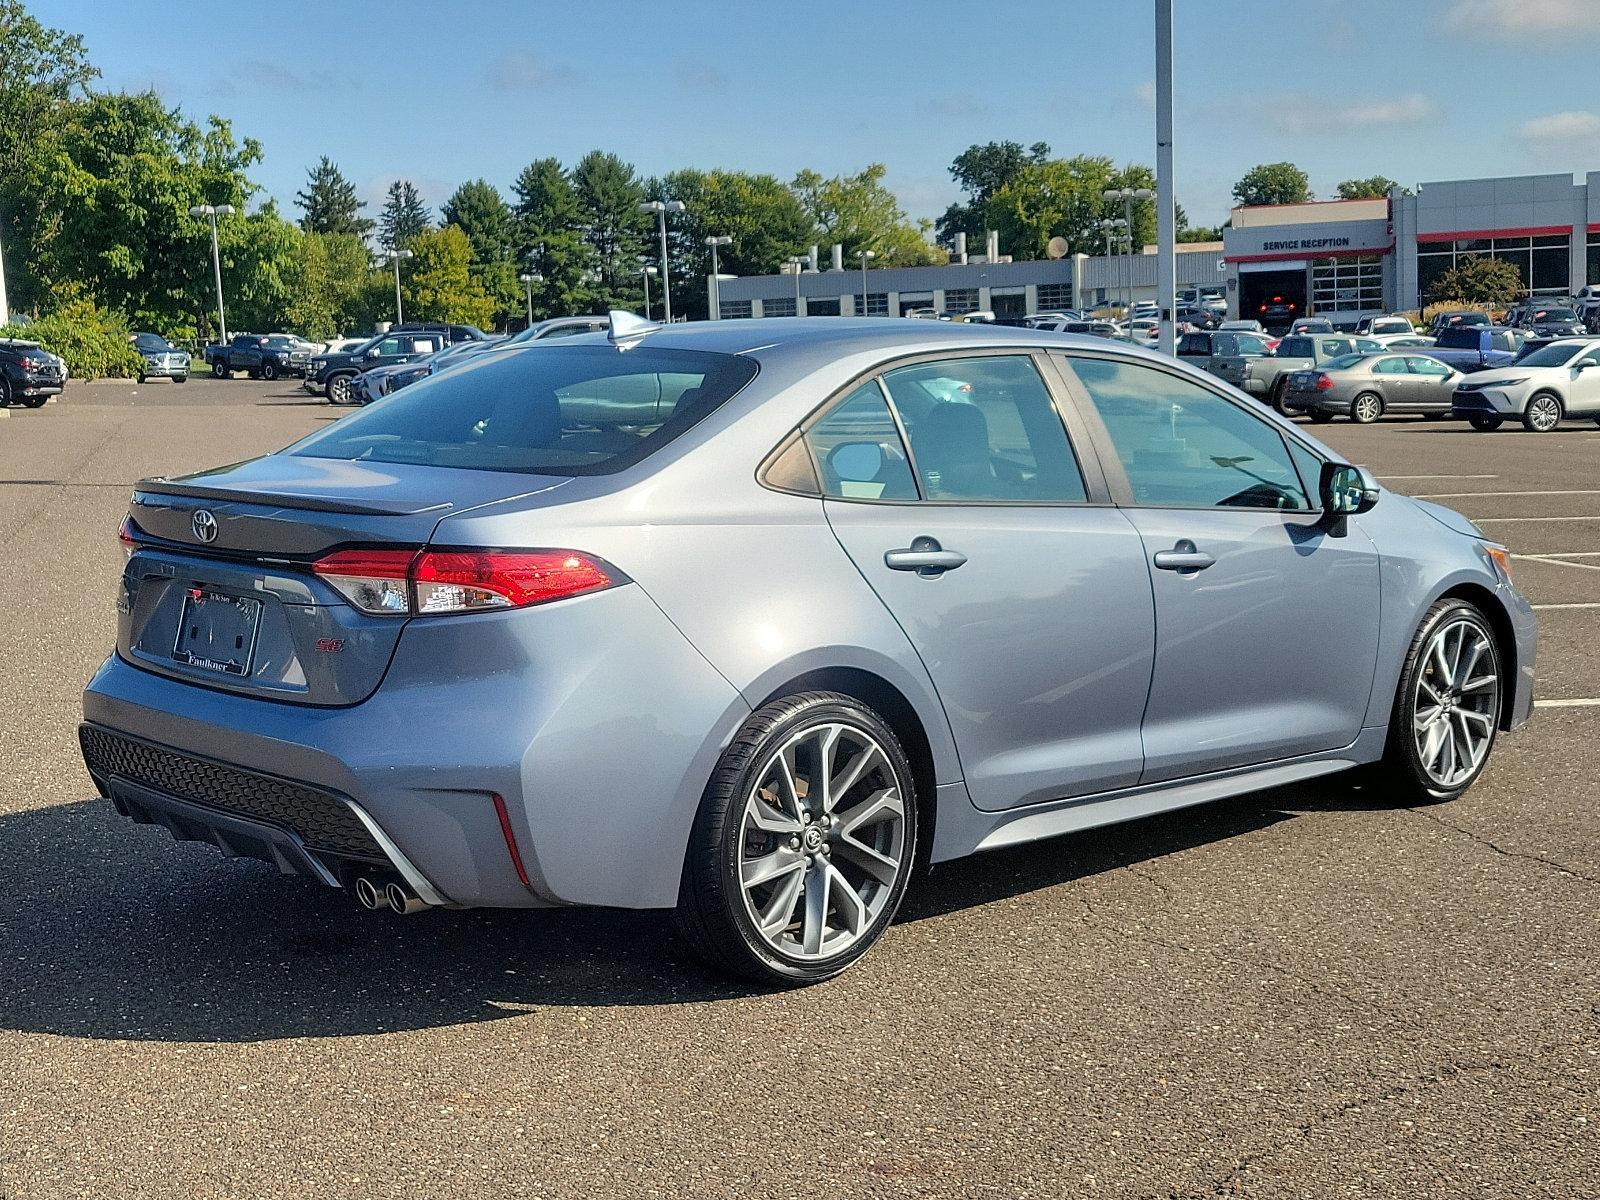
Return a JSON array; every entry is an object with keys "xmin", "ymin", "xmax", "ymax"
[
  {"xmin": 1417, "ymin": 489, "xmax": 1600, "ymax": 499},
  {"xmin": 1380, "ymin": 474, "xmax": 1498, "ymax": 480},
  {"xmin": 1521, "ymin": 551, "xmax": 1600, "ymax": 558},
  {"xmin": 1474, "ymin": 516, "xmax": 1600, "ymax": 523},
  {"xmin": 1535, "ymin": 698, "xmax": 1600, "ymax": 708},
  {"xmin": 1512, "ymin": 555, "xmax": 1600, "ymax": 571},
  {"xmin": 1531, "ymin": 602, "xmax": 1600, "ymax": 610}
]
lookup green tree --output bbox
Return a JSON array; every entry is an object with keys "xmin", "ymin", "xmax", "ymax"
[
  {"xmin": 651, "ymin": 168, "xmax": 817, "ymax": 320},
  {"xmin": 984, "ymin": 155, "xmax": 1141, "ymax": 260},
  {"xmin": 378, "ymin": 179, "xmax": 430, "ymax": 249},
  {"xmin": 511, "ymin": 157, "xmax": 595, "ymax": 320},
  {"xmin": 791, "ymin": 163, "xmax": 942, "ymax": 266},
  {"xmin": 224, "ymin": 200, "xmax": 300, "ymax": 334},
  {"xmin": 572, "ymin": 150, "xmax": 648, "ymax": 307},
  {"xmin": 0, "ymin": 0, "xmax": 100, "ymax": 315},
  {"xmin": 29, "ymin": 90, "xmax": 269, "ymax": 335},
  {"xmin": 1232, "ymin": 162, "xmax": 1312, "ymax": 208},
  {"xmin": 1177, "ymin": 225, "xmax": 1223, "ymax": 243},
  {"xmin": 1335, "ymin": 176, "xmax": 1399, "ymax": 200},
  {"xmin": 295, "ymin": 157, "xmax": 373, "ymax": 239},
  {"xmin": 1428, "ymin": 254, "xmax": 1525, "ymax": 308},
  {"xmin": 285, "ymin": 231, "xmax": 372, "ymax": 340},
  {"xmin": 442, "ymin": 179, "xmax": 518, "ymax": 326},
  {"xmin": 936, "ymin": 139, "xmax": 1051, "ymax": 247},
  {"xmin": 401, "ymin": 225, "xmax": 494, "ymax": 327}
]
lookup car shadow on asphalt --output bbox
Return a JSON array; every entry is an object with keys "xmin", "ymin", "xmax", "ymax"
[{"xmin": 0, "ymin": 780, "xmax": 1363, "ymax": 1043}]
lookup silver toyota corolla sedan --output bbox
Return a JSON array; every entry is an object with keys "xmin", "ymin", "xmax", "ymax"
[
  {"xmin": 81, "ymin": 316, "xmax": 1535, "ymax": 984},
  {"xmin": 1281, "ymin": 351, "xmax": 1462, "ymax": 423}
]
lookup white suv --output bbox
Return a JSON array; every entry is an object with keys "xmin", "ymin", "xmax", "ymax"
[{"xmin": 1451, "ymin": 336, "xmax": 1600, "ymax": 431}]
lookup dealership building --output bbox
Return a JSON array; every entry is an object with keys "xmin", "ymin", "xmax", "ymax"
[{"xmin": 714, "ymin": 171, "xmax": 1600, "ymax": 324}]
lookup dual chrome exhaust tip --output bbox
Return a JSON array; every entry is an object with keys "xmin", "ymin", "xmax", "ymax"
[{"xmin": 353, "ymin": 873, "xmax": 429, "ymax": 916}]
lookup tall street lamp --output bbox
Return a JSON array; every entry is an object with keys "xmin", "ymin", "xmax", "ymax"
[
  {"xmin": 857, "ymin": 249, "xmax": 876, "ymax": 316},
  {"xmin": 1103, "ymin": 186, "xmax": 1154, "ymax": 315},
  {"xmin": 0, "ymin": 222, "xmax": 9, "ymax": 327},
  {"xmin": 188, "ymin": 203, "xmax": 235, "ymax": 343},
  {"xmin": 638, "ymin": 260, "xmax": 658, "ymax": 319},
  {"xmin": 1096, "ymin": 218, "xmax": 1126, "ymax": 313},
  {"xmin": 518, "ymin": 272, "xmax": 540, "ymax": 326},
  {"xmin": 786, "ymin": 257, "xmax": 804, "ymax": 310},
  {"xmin": 383, "ymin": 248, "xmax": 414, "ymax": 324},
  {"xmin": 705, "ymin": 235, "xmax": 732, "ymax": 320},
  {"xmin": 638, "ymin": 199, "xmax": 686, "ymax": 322}
]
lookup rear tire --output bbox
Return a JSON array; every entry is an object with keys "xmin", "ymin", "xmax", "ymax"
[
  {"xmin": 1369, "ymin": 599, "xmax": 1502, "ymax": 805},
  {"xmin": 212, "ymin": 360, "xmax": 227, "ymax": 378},
  {"xmin": 1270, "ymin": 379, "xmax": 1289, "ymax": 414},
  {"xmin": 173, "ymin": 375, "xmax": 187, "ymax": 384},
  {"xmin": 0, "ymin": 377, "xmax": 10, "ymax": 406},
  {"xmin": 136, "ymin": 373, "xmax": 146, "ymax": 384},
  {"xmin": 20, "ymin": 395, "xmax": 46, "ymax": 408},
  {"xmin": 674, "ymin": 691, "xmax": 918, "ymax": 986},
  {"xmin": 1351, "ymin": 392, "xmax": 1384, "ymax": 424},
  {"xmin": 1469, "ymin": 414, "xmax": 1504, "ymax": 431},
  {"xmin": 1523, "ymin": 391, "xmax": 1562, "ymax": 432}
]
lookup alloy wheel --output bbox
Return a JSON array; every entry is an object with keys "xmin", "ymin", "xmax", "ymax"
[
  {"xmin": 1353, "ymin": 393, "xmax": 1383, "ymax": 423},
  {"xmin": 1527, "ymin": 394, "xmax": 1560, "ymax": 432},
  {"xmin": 1412, "ymin": 618, "xmax": 1499, "ymax": 789},
  {"xmin": 329, "ymin": 376, "xmax": 351, "ymax": 405},
  {"xmin": 736, "ymin": 721, "xmax": 908, "ymax": 961}
]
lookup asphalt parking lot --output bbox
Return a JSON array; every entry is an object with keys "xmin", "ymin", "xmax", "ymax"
[{"xmin": 1, "ymin": 377, "xmax": 1595, "ymax": 1199}]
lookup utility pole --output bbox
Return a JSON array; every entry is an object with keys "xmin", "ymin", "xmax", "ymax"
[
  {"xmin": 1155, "ymin": 0, "xmax": 1178, "ymax": 354},
  {"xmin": 189, "ymin": 204, "xmax": 235, "ymax": 342}
]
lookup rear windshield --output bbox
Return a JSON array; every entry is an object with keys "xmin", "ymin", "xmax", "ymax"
[
  {"xmin": 289, "ymin": 344, "xmax": 759, "ymax": 476},
  {"xmin": 1434, "ymin": 328, "xmax": 1484, "ymax": 348}
]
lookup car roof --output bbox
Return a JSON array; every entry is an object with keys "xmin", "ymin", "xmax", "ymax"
[{"xmin": 553, "ymin": 315, "xmax": 1171, "ymax": 368}]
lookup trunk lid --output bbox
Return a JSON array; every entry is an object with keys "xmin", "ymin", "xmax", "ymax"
[{"xmin": 121, "ymin": 454, "xmax": 569, "ymax": 705}]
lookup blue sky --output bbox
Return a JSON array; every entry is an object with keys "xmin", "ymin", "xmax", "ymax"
[{"xmin": 34, "ymin": 0, "xmax": 1600, "ymax": 230}]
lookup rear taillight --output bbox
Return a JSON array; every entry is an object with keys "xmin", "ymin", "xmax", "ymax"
[
  {"xmin": 311, "ymin": 547, "xmax": 617, "ymax": 616},
  {"xmin": 1314, "ymin": 373, "xmax": 1333, "ymax": 391},
  {"xmin": 118, "ymin": 514, "xmax": 139, "ymax": 560}
]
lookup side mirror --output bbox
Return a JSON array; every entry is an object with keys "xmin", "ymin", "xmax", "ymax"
[
  {"xmin": 827, "ymin": 441, "xmax": 885, "ymax": 484},
  {"xmin": 1319, "ymin": 462, "xmax": 1379, "ymax": 535},
  {"xmin": 366, "ymin": 348, "xmax": 380, "ymax": 358}
]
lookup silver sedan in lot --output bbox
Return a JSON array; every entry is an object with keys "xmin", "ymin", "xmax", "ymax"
[
  {"xmin": 81, "ymin": 317, "xmax": 1534, "ymax": 985},
  {"xmin": 1281, "ymin": 351, "xmax": 1462, "ymax": 423},
  {"xmin": 1451, "ymin": 336, "xmax": 1600, "ymax": 431}
]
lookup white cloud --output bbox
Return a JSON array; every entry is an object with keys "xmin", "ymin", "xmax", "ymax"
[
  {"xmin": 1446, "ymin": 0, "xmax": 1597, "ymax": 36},
  {"xmin": 1519, "ymin": 110, "xmax": 1600, "ymax": 143},
  {"xmin": 489, "ymin": 53, "xmax": 574, "ymax": 92},
  {"xmin": 1272, "ymin": 92, "xmax": 1437, "ymax": 135}
]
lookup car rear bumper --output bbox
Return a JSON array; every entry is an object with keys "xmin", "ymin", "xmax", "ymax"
[
  {"xmin": 79, "ymin": 584, "xmax": 750, "ymax": 911},
  {"xmin": 1283, "ymin": 390, "xmax": 1350, "ymax": 415}
]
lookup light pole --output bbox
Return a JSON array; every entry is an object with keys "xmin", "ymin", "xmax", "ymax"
[
  {"xmin": 518, "ymin": 272, "xmax": 539, "ymax": 326},
  {"xmin": 383, "ymin": 248, "xmax": 413, "ymax": 324},
  {"xmin": 1103, "ymin": 186, "xmax": 1154, "ymax": 315},
  {"xmin": 857, "ymin": 249, "xmax": 876, "ymax": 316},
  {"xmin": 636, "ymin": 262, "xmax": 656, "ymax": 320},
  {"xmin": 0, "ymin": 222, "xmax": 9, "ymax": 327},
  {"xmin": 1096, "ymin": 218, "xmax": 1126, "ymax": 314},
  {"xmin": 638, "ymin": 199, "xmax": 686, "ymax": 322},
  {"xmin": 705, "ymin": 235, "xmax": 731, "ymax": 320},
  {"xmin": 188, "ymin": 203, "xmax": 235, "ymax": 343},
  {"xmin": 786, "ymin": 257, "xmax": 804, "ymax": 311},
  {"xmin": 1154, "ymin": 0, "xmax": 1178, "ymax": 353}
]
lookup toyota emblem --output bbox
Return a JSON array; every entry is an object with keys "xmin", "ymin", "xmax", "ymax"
[{"xmin": 191, "ymin": 509, "xmax": 218, "ymax": 544}]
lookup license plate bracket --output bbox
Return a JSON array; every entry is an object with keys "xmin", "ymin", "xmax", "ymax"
[{"xmin": 172, "ymin": 588, "xmax": 263, "ymax": 677}]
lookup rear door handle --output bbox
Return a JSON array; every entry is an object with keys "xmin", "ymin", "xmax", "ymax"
[
  {"xmin": 1153, "ymin": 541, "xmax": 1216, "ymax": 572},
  {"xmin": 885, "ymin": 536, "xmax": 967, "ymax": 576}
]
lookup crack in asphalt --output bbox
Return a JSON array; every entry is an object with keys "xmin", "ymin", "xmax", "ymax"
[{"xmin": 1407, "ymin": 807, "xmax": 1600, "ymax": 885}]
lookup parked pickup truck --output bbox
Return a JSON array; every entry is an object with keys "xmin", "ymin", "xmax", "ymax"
[
  {"xmin": 1242, "ymin": 333, "xmax": 1386, "ymax": 410},
  {"xmin": 1175, "ymin": 328, "xmax": 1276, "ymax": 390},
  {"xmin": 205, "ymin": 333, "xmax": 312, "ymax": 380},
  {"xmin": 1421, "ymin": 326, "xmax": 1526, "ymax": 375}
]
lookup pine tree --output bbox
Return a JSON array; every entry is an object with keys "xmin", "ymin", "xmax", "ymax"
[
  {"xmin": 378, "ymin": 179, "xmax": 430, "ymax": 250},
  {"xmin": 294, "ymin": 157, "xmax": 373, "ymax": 239},
  {"xmin": 572, "ymin": 150, "xmax": 647, "ymax": 306},
  {"xmin": 512, "ymin": 158, "xmax": 595, "ymax": 319}
]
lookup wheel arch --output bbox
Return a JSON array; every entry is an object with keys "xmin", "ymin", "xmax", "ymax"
[
  {"xmin": 755, "ymin": 666, "xmax": 942, "ymax": 866},
  {"xmin": 1435, "ymin": 582, "xmax": 1520, "ymax": 731}
]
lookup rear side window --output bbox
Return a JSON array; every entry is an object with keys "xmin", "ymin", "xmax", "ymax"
[
  {"xmin": 1279, "ymin": 337, "xmax": 1312, "ymax": 357},
  {"xmin": 290, "ymin": 345, "xmax": 758, "ymax": 476},
  {"xmin": 806, "ymin": 382, "xmax": 918, "ymax": 501},
  {"xmin": 881, "ymin": 356, "xmax": 1087, "ymax": 502}
]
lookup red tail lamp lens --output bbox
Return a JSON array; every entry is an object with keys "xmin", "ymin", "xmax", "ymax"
[{"xmin": 311, "ymin": 547, "xmax": 617, "ymax": 616}]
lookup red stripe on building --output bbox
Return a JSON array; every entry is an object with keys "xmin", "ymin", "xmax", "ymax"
[
  {"xmin": 1415, "ymin": 225, "xmax": 1573, "ymax": 243},
  {"xmin": 1224, "ymin": 246, "xmax": 1392, "ymax": 264}
]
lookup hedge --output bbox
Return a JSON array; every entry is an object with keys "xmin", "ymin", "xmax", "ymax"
[{"xmin": 0, "ymin": 300, "xmax": 144, "ymax": 379}]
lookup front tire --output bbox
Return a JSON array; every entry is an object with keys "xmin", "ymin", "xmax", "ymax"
[
  {"xmin": 212, "ymin": 360, "xmax": 227, "ymax": 378},
  {"xmin": 173, "ymin": 375, "xmax": 187, "ymax": 384},
  {"xmin": 675, "ymin": 691, "xmax": 918, "ymax": 986},
  {"xmin": 326, "ymin": 374, "xmax": 354, "ymax": 405},
  {"xmin": 1523, "ymin": 391, "xmax": 1562, "ymax": 432},
  {"xmin": 1372, "ymin": 599, "xmax": 1502, "ymax": 805},
  {"xmin": 1469, "ymin": 414, "xmax": 1504, "ymax": 431},
  {"xmin": 1270, "ymin": 379, "xmax": 1289, "ymax": 414},
  {"xmin": 1351, "ymin": 391, "xmax": 1384, "ymax": 424},
  {"xmin": 261, "ymin": 361, "xmax": 279, "ymax": 381}
]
